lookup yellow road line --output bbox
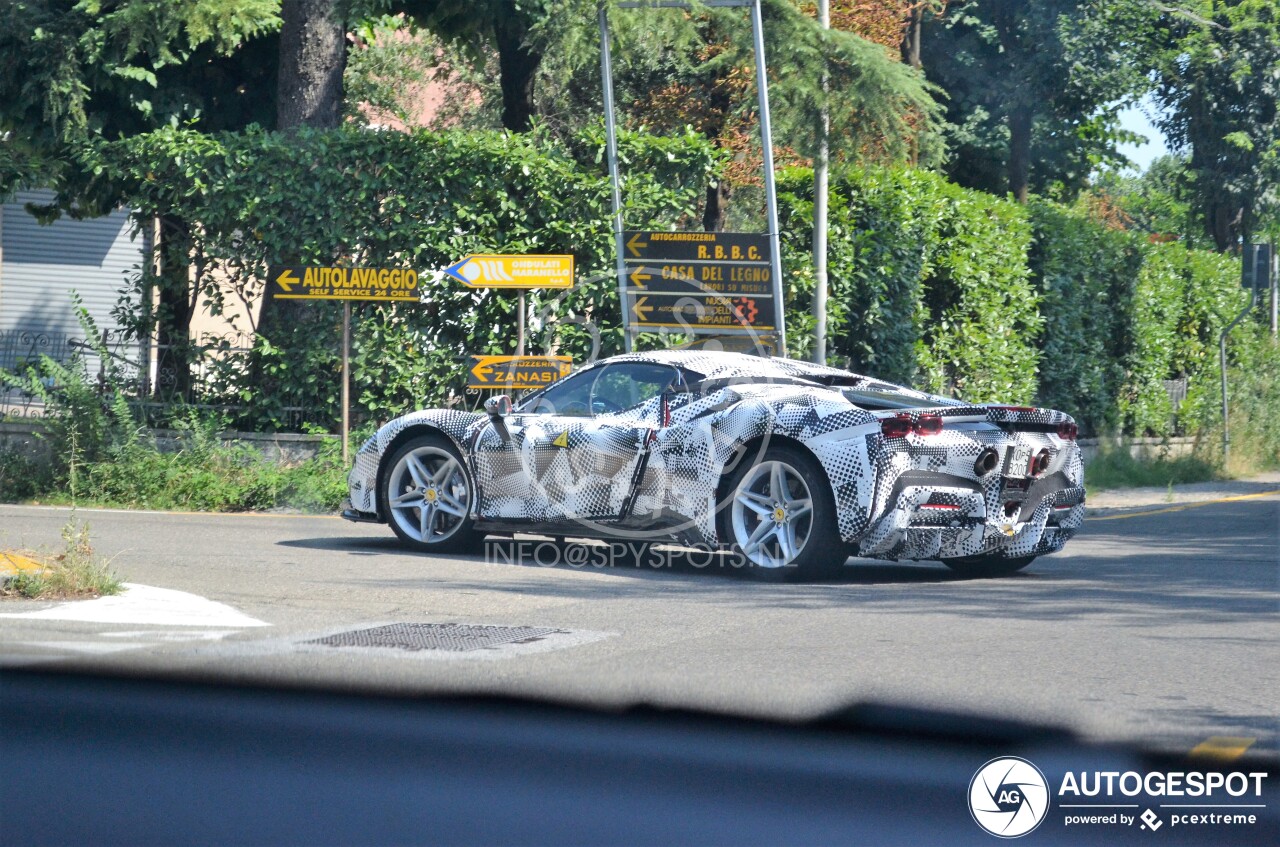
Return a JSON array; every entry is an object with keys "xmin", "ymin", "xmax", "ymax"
[
  {"xmin": 1189, "ymin": 736, "xmax": 1256, "ymax": 760},
  {"xmin": 1089, "ymin": 489, "xmax": 1280, "ymax": 521}
]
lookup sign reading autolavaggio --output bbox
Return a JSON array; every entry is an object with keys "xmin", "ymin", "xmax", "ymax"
[{"xmin": 270, "ymin": 266, "xmax": 420, "ymax": 302}]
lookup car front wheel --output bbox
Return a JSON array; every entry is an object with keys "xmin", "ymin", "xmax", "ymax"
[{"xmin": 382, "ymin": 435, "xmax": 482, "ymax": 553}]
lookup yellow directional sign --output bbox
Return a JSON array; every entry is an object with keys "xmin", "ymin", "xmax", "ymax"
[
  {"xmin": 467, "ymin": 355, "xmax": 572, "ymax": 389},
  {"xmin": 270, "ymin": 266, "xmax": 420, "ymax": 302},
  {"xmin": 625, "ymin": 292, "xmax": 778, "ymax": 331},
  {"xmin": 446, "ymin": 254, "xmax": 574, "ymax": 289}
]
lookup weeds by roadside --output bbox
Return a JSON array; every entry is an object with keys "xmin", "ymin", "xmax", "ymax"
[
  {"xmin": 1, "ymin": 513, "xmax": 123, "ymax": 600},
  {"xmin": 1083, "ymin": 447, "xmax": 1221, "ymax": 492}
]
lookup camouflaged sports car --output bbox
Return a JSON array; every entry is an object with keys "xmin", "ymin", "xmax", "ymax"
[{"xmin": 342, "ymin": 350, "xmax": 1085, "ymax": 578}]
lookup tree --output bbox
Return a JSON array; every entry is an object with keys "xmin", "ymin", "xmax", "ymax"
[
  {"xmin": 383, "ymin": 0, "xmax": 550, "ymax": 131},
  {"xmin": 0, "ymin": 1, "xmax": 280, "ymax": 401},
  {"xmin": 920, "ymin": 0, "xmax": 1147, "ymax": 202},
  {"xmin": 1144, "ymin": 0, "xmax": 1280, "ymax": 251},
  {"xmin": 0, "ymin": 1, "xmax": 280, "ymax": 197},
  {"xmin": 1089, "ymin": 154, "xmax": 1211, "ymax": 248},
  {"xmin": 277, "ymin": 0, "xmax": 347, "ymax": 129}
]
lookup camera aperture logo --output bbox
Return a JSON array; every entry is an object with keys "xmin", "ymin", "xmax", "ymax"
[{"xmin": 969, "ymin": 757, "xmax": 1051, "ymax": 838}]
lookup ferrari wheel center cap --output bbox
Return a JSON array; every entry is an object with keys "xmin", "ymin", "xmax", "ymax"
[
  {"xmin": 424, "ymin": 488, "xmax": 438, "ymax": 502},
  {"xmin": 773, "ymin": 506, "xmax": 787, "ymax": 524}
]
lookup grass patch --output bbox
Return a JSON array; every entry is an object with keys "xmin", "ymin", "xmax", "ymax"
[
  {"xmin": 1083, "ymin": 447, "xmax": 1221, "ymax": 492},
  {"xmin": 59, "ymin": 440, "xmax": 349, "ymax": 513},
  {"xmin": 1, "ymin": 515, "xmax": 124, "ymax": 600},
  {"xmin": 3, "ymin": 421, "xmax": 350, "ymax": 515}
]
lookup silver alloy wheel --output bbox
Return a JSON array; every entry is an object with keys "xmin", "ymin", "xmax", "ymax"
[
  {"xmin": 730, "ymin": 460, "xmax": 815, "ymax": 568},
  {"xmin": 387, "ymin": 445, "xmax": 470, "ymax": 544}
]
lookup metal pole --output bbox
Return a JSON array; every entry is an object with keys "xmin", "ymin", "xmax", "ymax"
[
  {"xmin": 1271, "ymin": 245, "xmax": 1277, "ymax": 337},
  {"xmin": 341, "ymin": 301, "xmax": 351, "ymax": 466},
  {"xmin": 517, "ymin": 290, "xmax": 527, "ymax": 356},
  {"xmin": 1219, "ymin": 285, "xmax": 1257, "ymax": 462},
  {"xmin": 599, "ymin": 4, "xmax": 632, "ymax": 353},
  {"xmin": 811, "ymin": 0, "xmax": 829, "ymax": 365},
  {"xmin": 752, "ymin": 0, "xmax": 787, "ymax": 357}
]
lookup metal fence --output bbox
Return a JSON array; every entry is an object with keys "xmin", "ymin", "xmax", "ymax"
[{"xmin": 0, "ymin": 327, "xmax": 319, "ymax": 429}]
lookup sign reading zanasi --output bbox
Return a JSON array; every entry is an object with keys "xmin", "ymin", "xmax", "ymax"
[
  {"xmin": 271, "ymin": 266, "xmax": 420, "ymax": 302},
  {"xmin": 445, "ymin": 254, "xmax": 574, "ymax": 289},
  {"xmin": 468, "ymin": 355, "xmax": 572, "ymax": 389}
]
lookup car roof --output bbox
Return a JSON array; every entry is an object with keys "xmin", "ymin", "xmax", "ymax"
[{"xmin": 602, "ymin": 349, "xmax": 860, "ymax": 382}]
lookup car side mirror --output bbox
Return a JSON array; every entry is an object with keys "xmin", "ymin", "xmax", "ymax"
[{"xmin": 484, "ymin": 394, "xmax": 513, "ymax": 417}]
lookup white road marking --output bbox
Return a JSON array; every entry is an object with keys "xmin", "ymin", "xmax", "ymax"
[
  {"xmin": 99, "ymin": 629, "xmax": 240, "ymax": 641},
  {"xmin": 0, "ymin": 583, "xmax": 270, "ymax": 628}
]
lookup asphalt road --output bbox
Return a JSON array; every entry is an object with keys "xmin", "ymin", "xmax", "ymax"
[{"xmin": 1, "ymin": 494, "xmax": 1277, "ymax": 757}]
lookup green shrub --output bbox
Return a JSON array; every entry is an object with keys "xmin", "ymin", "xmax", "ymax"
[
  {"xmin": 1083, "ymin": 446, "xmax": 1220, "ymax": 492},
  {"xmin": 94, "ymin": 124, "xmax": 721, "ymax": 429},
  {"xmin": 1027, "ymin": 201, "xmax": 1140, "ymax": 435},
  {"xmin": 780, "ymin": 164, "xmax": 1039, "ymax": 402}
]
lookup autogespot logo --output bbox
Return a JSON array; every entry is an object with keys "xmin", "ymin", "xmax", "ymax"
[{"xmin": 969, "ymin": 757, "xmax": 1051, "ymax": 838}]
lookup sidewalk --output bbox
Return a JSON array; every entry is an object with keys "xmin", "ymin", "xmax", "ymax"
[{"xmin": 1085, "ymin": 471, "xmax": 1280, "ymax": 512}]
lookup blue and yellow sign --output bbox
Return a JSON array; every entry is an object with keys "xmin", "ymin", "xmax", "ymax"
[{"xmin": 445, "ymin": 254, "xmax": 574, "ymax": 289}]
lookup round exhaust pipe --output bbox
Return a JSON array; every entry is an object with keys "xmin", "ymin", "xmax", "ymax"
[
  {"xmin": 1031, "ymin": 449, "xmax": 1051, "ymax": 477},
  {"xmin": 974, "ymin": 447, "xmax": 1000, "ymax": 477}
]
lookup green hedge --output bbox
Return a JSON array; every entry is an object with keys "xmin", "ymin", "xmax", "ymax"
[
  {"xmin": 779, "ymin": 165, "xmax": 1041, "ymax": 403},
  {"xmin": 1025, "ymin": 200, "xmax": 1140, "ymax": 435},
  {"xmin": 89, "ymin": 128, "xmax": 1275, "ymax": 460},
  {"xmin": 93, "ymin": 125, "xmax": 720, "ymax": 429},
  {"xmin": 780, "ymin": 164, "xmax": 1273, "ymax": 448},
  {"xmin": 1027, "ymin": 204, "xmax": 1253, "ymax": 439}
]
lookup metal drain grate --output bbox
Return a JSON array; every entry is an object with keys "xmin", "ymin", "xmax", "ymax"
[{"xmin": 303, "ymin": 623, "xmax": 567, "ymax": 653}]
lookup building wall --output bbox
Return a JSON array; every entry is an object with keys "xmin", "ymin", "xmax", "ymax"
[
  {"xmin": 0, "ymin": 190, "xmax": 146, "ymax": 338},
  {"xmin": 0, "ymin": 191, "xmax": 149, "ymax": 411}
]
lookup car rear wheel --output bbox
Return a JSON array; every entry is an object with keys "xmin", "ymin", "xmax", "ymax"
[
  {"xmin": 941, "ymin": 554, "xmax": 1036, "ymax": 577},
  {"xmin": 723, "ymin": 445, "xmax": 846, "ymax": 581},
  {"xmin": 383, "ymin": 436, "xmax": 482, "ymax": 553}
]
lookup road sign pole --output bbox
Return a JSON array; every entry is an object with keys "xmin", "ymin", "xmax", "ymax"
[
  {"xmin": 1220, "ymin": 248, "xmax": 1262, "ymax": 462},
  {"xmin": 1271, "ymin": 245, "xmax": 1277, "ymax": 337},
  {"xmin": 517, "ymin": 290, "xmax": 527, "ymax": 356},
  {"xmin": 751, "ymin": 0, "xmax": 786, "ymax": 357},
  {"xmin": 599, "ymin": 4, "xmax": 633, "ymax": 353},
  {"xmin": 812, "ymin": 0, "xmax": 829, "ymax": 365},
  {"xmin": 341, "ymin": 301, "xmax": 351, "ymax": 466}
]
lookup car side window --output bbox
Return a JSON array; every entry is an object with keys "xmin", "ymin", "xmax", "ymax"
[
  {"xmin": 522, "ymin": 369, "xmax": 597, "ymax": 417},
  {"xmin": 522, "ymin": 363, "xmax": 678, "ymax": 418},
  {"xmin": 590, "ymin": 363, "xmax": 677, "ymax": 414}
]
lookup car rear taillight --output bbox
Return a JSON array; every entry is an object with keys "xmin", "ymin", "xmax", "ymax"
[
  {"xmin": 881, "ymin": 413, "xmax": 944, "ymax": 438},
  {"xmin": 1056, "ymin": 421, "xmax": 1078, "ymax": 441},
  {"xmin": 915, "ymin": 415, "xmax": 943, "ymax": 436},
  {"xmin": 881, "ymin": 415, "xmax": 912, "ymax": 438}
]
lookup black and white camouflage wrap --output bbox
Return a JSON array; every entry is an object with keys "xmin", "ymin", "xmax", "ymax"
[{"xmin": 346, "ymin": 350, "xmax": 1085, "ymax": 562}]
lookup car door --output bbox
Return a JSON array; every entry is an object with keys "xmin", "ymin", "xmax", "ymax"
[{"xmin": 471, "ymin": 362, "xmax": 678, "ymax": 525}]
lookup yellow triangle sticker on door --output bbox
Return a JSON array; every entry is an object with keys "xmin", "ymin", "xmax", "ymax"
[{"xmin": 552, "ymin": 431, "xmax": 570, "ymax": 448}]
